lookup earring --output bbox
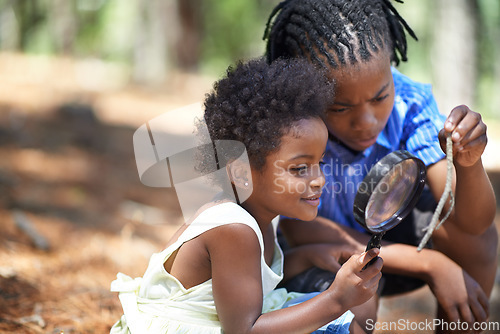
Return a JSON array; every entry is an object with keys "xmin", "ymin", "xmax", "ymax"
[{"xmin": 244, "ymin": 182, "xmax": 249, "ymax": 186}]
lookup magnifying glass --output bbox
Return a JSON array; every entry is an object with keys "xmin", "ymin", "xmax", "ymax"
[{"xmin": 353, "ymin": 150, "xmax": 426, "ymax": 268}]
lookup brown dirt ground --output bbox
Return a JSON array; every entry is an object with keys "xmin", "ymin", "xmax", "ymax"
[
  {"xmin": 0, "ymin": 53, "xmax": 499, "ymax": 334},
  {"xmin": 0, "ymin": 99, "xmax": 187, "ymax": 333},
  {"xmin": 0, "ymin": 53, "xmax": 207, "ymax": 333}
]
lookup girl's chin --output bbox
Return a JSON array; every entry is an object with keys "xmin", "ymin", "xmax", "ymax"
[{"xmin": 295, "ymin": 211, "xmax": 318, "ymax": 222}]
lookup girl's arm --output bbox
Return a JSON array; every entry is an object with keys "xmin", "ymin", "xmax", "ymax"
[{"xmin": 206, "ymin": 223, "xmax": 381, "ymax": 334}]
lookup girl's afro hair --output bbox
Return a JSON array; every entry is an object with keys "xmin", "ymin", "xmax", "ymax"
[{"xmin": 202, "ymin": 57, "xmax": 334, "ymax": 171}]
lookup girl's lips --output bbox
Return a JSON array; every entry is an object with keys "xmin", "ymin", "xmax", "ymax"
[{"xmin": 302, "ymin": 195, "xmax": 321, "ymax": 206}]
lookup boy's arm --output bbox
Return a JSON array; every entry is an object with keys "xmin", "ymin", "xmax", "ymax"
[
  {"xmin": 280, "ymin": 216, "xmax": 365, "ymax": 250},
  {"xmin": 282, "ymin": 243, "xmax": 355, "ymax": 282},
  {"xmin": 426, "ymin": 105, "xmax": 496, "ymax": 235},
  {"xmin": 279, "ymin": 216, "xmax": 489, "ymax": 323},
  {"xmin": 380, "ymin": 242, "xmax": 489, "ymax": 324},
  {"xmin": 426, "ymin": 158, "xmax": 495, "ymax": 235}
]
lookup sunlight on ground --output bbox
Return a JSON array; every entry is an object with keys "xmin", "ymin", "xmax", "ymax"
[{"xmin": 1, "ymin": 53, "xmax": 499, "ymax": 333}]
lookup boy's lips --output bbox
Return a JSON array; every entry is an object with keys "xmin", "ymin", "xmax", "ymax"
[{"xmin": 353, "ymin": 135, "xmax": 378, "ymax": 149}]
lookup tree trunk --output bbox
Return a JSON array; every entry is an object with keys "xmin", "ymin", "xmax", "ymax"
[
  {"xmin": 175, "ymin": 0, "xmax": 202, "ymax": 71},
  {"xmin": 430, "ymin": 0, "xmax": 478, "ymax": 115},
  {"xmin": 132, "ymin": 0, "xmax": 174, "ymax": 85},
  {"xmin": 48, "ymin": 0, "xmax": 77, "ymax": 55},
  {"xmin": 11, "ymin": 0, "xmax": 45, "ymax": 51}
]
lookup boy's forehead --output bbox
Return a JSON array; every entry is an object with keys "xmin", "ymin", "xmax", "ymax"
[
  {"xmin": 327, "ymin": 51, "xmax": 391, "ymax": 80},
  {"xmin": 312, "ymin": 33, "xmax": 391, "ymax": 68}
]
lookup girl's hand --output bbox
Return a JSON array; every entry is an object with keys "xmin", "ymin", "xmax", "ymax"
[
  {"xmin": 326, "ymin": 248, "xmax": 383, "ymax": 310},
  {"xmin": 440, "ymin": 105, "xmax": 487, "ymax": 168},
  {"xmin": 426, "ymin": 252, "xmax": 489, "ymax": 327}
]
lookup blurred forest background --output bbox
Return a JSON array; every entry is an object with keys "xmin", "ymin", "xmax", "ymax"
[
  {"xmin": 1, "ymin": 0, "xmax": 499, "ymax": 117},
  {"xmin": 0, "ymin": 0, "xmax": 500, "ymax": 333}
]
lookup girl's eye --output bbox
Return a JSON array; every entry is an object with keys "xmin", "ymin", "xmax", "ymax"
[
  {"xmin": 290, "ymin": 162, "xmax": 324, "ymax": 174},
  {"xmin": 290, "ymin": 166, "xmax": 307, "ymax": 173}
]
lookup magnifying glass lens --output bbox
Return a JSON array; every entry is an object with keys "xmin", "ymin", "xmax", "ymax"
[{"xmin": 365, "ymin": 160, "xmax": 419, "ymax": 228}]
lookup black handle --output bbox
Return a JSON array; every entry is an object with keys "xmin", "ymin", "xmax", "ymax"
[{"xmin": 363, "ymin": 233, "xmax": 384, "ymax": 270}]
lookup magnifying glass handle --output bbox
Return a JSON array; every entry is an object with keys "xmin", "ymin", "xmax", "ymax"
[
  {"xmin": 363, "ymin": 232, "xmax": 385, "ymax": 270},
  {"xmin": 366, "ymin": 233, "xmax": 384, "ymax": 250}
]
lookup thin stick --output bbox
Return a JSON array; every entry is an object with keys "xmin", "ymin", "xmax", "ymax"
[
  {"xmin": 417, "ymin": 133, "xmax": 455, "ymax": 251},
  {"xmin": 12, "ymin": 210, "xmax": 50, "ymax": 251}
]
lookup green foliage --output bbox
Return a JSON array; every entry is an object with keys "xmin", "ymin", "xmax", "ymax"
[
  {"xmin": 396, "ymin": 0, "xmax": 500, "ymax": 119},
  {"xmin": 1, "ymin": 0, "xmax": 499, "ymax": 119},
  {"xmin": 84, "ymin": 0, "xmax": 137, "ymax": 62},
  {"xmin": 199, "ymin": 0, "xmax": 275, "ymax": 75},
  {"xmin": 396, "ymin": 0, "xmax": 433, "ymax": 83},
  {"xmin": 476, "ymin": 0, "xmax": 500, "ymax": 118}
]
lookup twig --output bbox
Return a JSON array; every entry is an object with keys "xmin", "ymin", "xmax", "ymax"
[
  {"xmin": 12, "ymin": 210, "xmax": 50, "ymax": 251},
  {"xmin": 417, "ymin": 133, "xmax": 455, "ymax": 251}
]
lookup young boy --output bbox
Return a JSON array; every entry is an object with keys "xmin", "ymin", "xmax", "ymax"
[{"xmin": 264, "ymin": 0, "xmax": 497, "ymax": 330}]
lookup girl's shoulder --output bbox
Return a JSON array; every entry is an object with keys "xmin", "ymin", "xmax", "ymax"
[
  {"xmin": 187, "ymin": 202, "xmax": 264, "ymax": 244},
  {"xmin": 194, "ymin": 202, "xmax": 257, "ymax": 227}
]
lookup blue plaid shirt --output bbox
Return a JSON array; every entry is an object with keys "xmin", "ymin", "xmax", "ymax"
[{"xmin": 317, "ymin": 67, "xmax": 446, "ymax": 232}]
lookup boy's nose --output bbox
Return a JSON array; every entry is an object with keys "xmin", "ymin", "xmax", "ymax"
[{"xmin": 352, "ymin": 108, "xmax": 377, "ymax": 130}]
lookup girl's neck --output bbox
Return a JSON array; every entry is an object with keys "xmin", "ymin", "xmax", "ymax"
[{"xmin": 240, "ymin": 201, "xmax": 274, "ymax": 233}]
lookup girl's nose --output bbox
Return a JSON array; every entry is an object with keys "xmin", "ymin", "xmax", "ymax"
[{"xmin": 310, "ymin": 164, "xmax": 326, "ymax": 189}]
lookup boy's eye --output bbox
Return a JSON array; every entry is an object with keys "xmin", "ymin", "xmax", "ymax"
[
  {"xmin": 328, "ymin": 107, "xmax": 348, "ymax": 113},
  {"xmin": 372, "ymin": 94, "xmax": 389, "ymax": 103}
]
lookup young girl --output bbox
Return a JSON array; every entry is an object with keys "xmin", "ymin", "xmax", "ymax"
[
  {"xmin": 110, "ymin": 58, "xmax": 383, "ymax": 334},
  {"xmin": 264, "ymin": 0, "xmax": 497, "ymax": 330}
]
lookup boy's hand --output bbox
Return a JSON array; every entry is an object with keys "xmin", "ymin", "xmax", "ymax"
[
  {"xmin": 440, "ymin": 105, "xmax": 487, "ymax": 167},
  {"xmin": 426, "ymin": 252, "xmax": 489, "ymax": 327}
]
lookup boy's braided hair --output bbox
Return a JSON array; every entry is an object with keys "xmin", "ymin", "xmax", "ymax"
[{"xmin": 263, "ymin": 0, "xmax": 417, "ymax": 69}]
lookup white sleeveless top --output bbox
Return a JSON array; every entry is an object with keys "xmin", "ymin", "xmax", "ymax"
[{"xmin": 110, "ymin": 202, "xmax": 300, "ymax": 334}]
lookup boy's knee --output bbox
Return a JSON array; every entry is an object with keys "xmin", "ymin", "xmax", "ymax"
[
  {"xmin": 434, "ymin": 223, "xmax": 498, "ymax": 267},
  {"xmin": 460, "ymin": 224, "xmax": 498, "ymax": 267},
  {"xmin": 478, "ymin": 224, "xmax": 498, "ymax": 265}
]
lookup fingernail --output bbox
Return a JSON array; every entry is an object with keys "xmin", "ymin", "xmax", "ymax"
[
  {"xmin": 452, "ymin": 132, "xmax": 460, "ymax": 141},
  {"xmin": 445, "ymin": 121, "xmax": 453, "ymax": 130}
]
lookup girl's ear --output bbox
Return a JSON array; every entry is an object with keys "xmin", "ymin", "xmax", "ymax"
[
  {"xmin": 226, "ymin": 159, "xmax": 253, "ymax": 203},
  {"xmin": 226, "ymin": 159, "xmax": 250, "ymax": 187}
]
